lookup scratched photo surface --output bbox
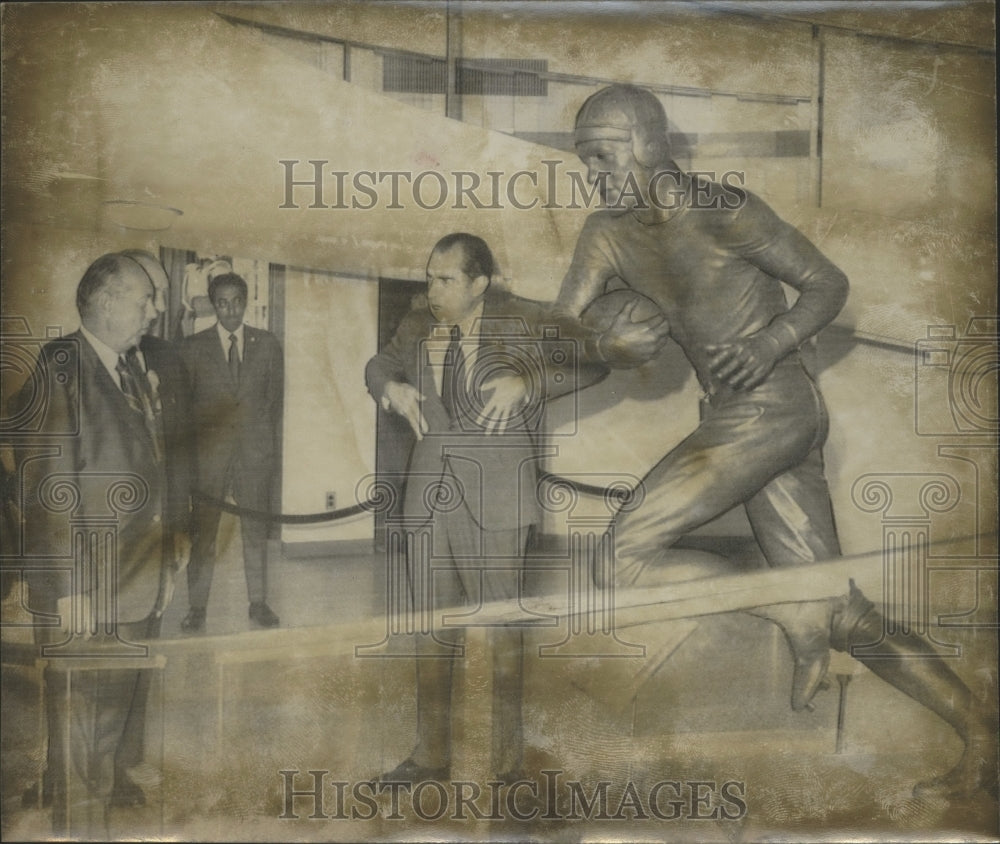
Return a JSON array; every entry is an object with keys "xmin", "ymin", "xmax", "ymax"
[{"xmin": 1, "ymin": 2, "xmax": 996, "ymax": 841}]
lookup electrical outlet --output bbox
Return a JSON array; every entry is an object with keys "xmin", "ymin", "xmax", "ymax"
[{"xmin": 325, "ymin": 491, "xmax": 336, "ymax": 511}]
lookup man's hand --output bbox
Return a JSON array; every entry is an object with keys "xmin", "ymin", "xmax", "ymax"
[
  {"xmin": 705, "ymin": 332, "xmax": 784, "ymax": 391},
  {"xmin": 172, "ymin": 531, "xmax": 192, "ymax": 574},
  {"xmin": 599, "ymin": 300, "xmax": 671, "ymax": 367},
  {"xmin": 382, "ymin": 381, "xmax": 429, "ymax": 440},
  {"xmin": 476, "ymin": 374, "xmax": 530, "ymax": 435},
  {"xmin": 153, "ymin": 531, "xmax": 192, "ymax": 617},
  {"xmin": 155, "ymin": 574, "xmax": 175, "ymax": 618}
]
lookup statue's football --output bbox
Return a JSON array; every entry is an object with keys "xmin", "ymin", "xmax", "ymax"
[{"xmin": 580, "ymin": 288, "xmax": 666, "ymax": 368}]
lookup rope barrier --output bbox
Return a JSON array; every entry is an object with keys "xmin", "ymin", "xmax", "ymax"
[
  {"xmin": 191, "ymin": 472, "xmax": 628, "ymax": 523},
  {"xmin": 192, "ymin": 490, "xmax": 373, "ymax": 524}
]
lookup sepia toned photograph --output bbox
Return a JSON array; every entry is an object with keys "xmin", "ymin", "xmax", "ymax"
[{"xmin": 1, "ymin": 1, "xmax": 996, "ymax": 841}]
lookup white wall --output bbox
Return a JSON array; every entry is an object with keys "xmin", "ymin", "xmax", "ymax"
[{"xmin": 280, "ymin": 268, "xmax": 379, "ymax": 543}]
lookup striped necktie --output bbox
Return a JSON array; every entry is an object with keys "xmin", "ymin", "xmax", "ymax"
[
  {"xmin": 116, "ymin": 354, "xmax": 145, "ymax": 416},
  {"xmin": 116, "ymin": 349, "xmax": 165, "ymax": 464},
  {"xmin": 440, "ymin": 325, "xmax": 463, "ymax": 419}
]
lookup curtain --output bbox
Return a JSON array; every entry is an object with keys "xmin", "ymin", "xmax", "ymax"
[{"xmin": 158, "ymin": 246, "xmax": 195, "ymax": 341}]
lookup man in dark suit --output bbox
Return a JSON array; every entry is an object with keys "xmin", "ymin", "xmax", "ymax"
[
  {"xmin": 366, "ymin": 233, "xmax": 607, "ymax": 782},
  {"xmin": 16, "ymin": 253, "xmax": 171, "ymax": 835},
  {"xmin": 180, "ymin": 272, "xmax": 282, "ymax": 631}
]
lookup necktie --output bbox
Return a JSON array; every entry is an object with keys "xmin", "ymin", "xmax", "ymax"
[
  {"xmin": 118, "ymin": 349, "xmax": 165, "ymax": 464},
  {"xmin": 440, "ymin": 325, "xmax": 462, "ymax": 419},
  {"xmin": 116, "ymin": 355, "xmax": 145, "ymax": 416},
  {"xmin": 228, "ymin": 332, "xmax": 241, "ymax": 384}
]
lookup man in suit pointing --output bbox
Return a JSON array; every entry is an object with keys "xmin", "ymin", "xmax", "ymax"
[
  {"xmin": 366, "ymin": 233, "xmax": 612, "ymax": 782},
  {"xmin": 180, "ymin": 272, "xmax": 282, "ymax": 631}
]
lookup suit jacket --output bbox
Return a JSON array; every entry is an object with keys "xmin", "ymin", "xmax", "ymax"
[
  {"xmin": 181, "ymin": 324, "xmax": 283, "ymax": 493},
  {"xmin": 366, "ymin": 291, "xmax": 606, "ymax": 533},
  {"xmin": 140, "ymin": 334, "xmax": 194, "ymax": 533},
  {"xmin": 17, "ymin": 331, "xmax": 166, "ymax": 623}
]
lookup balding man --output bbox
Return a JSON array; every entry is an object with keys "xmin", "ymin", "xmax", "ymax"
[
  {"xmin": 555, "ymin": 84, "xmax": 994, "ymax": 799},
  {"xmin": 15, "ymin": 253, "xmax": 171, "ymax": 835}
]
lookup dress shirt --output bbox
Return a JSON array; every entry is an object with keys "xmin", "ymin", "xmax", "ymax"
[
  {"xmin": 216, "ymin": 321, "xmax": 245, "ymax": 362},
  {"xmin": 429, "ymin": 301, "xmax": 484, "ymax": 397},
  {"xmin": 80, "ymin": 325, "xmax": 127, "ymax": 390}
]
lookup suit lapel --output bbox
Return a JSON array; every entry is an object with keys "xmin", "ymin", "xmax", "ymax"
[
  {"xmin": 76, "ymin": 332, "xmax": 152, "ymax": 447},
  {"xmin": 205, "ymin": 327, "xmax": 237, "ymax": 394},
  {"xmin": 471, "ymin": 294, "xmax": 511, "ymax": 366},
  {"xmin": 409, "ymin": 313, "xmax": 449, "ymax": 431},
  {"xmin": 418, "ymin": 300, "xmax": 501, "ymax": 424},
  {"xmin": 240, "ymin": 327, "xmax": 257, "ymax": 395}
]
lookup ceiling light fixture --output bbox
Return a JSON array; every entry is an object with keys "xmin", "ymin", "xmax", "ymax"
[{"xmin": 103, "ymin": 199, "xmax": 183, "ymax": 232}]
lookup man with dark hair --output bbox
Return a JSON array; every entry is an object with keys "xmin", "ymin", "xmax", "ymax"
[
  {"xmin": 180, "ymin": 272, "xmax": 283, "ymax": 632},
  {"xmin": 14, "ymin": 252, "xmax": 169, "ymax": 835},
  {"xmin": 367, "ymin": 233, "xmax": 607, "ymax": 782},
  {"xmin": 430, "ymin": 231, "xmax": 498, "ymax": 280},
  {"xmin": 555, "ymin": 83, "xmax": 995, "ymax": 799}
]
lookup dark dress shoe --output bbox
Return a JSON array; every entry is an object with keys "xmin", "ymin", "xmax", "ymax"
[
  {"xmin": 249, "ymin": 601, "xmax": 280, "ymax": 628},
  {"xmin": 379, "ymin": 757, "xmax": 449, "ymax": 783},
  {"xmin": 180, "ymin": 607, "xmax": 206, "ymax": 633},
  {"xmin": 109, "ymin": 776, "xmax": 146, "ymax": 808}
]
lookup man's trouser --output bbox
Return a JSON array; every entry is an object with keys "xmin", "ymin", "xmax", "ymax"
[
  {"xmin": 45, "ymin": 613, "xmax": 161, "ymax": 838},
  {"xmin": 408, "ymin": 503, "xmax": 528, "ymax": 777},
  {"xmin": 188, "ymin": 462, "xmax": 272, "ymax": 608}
]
